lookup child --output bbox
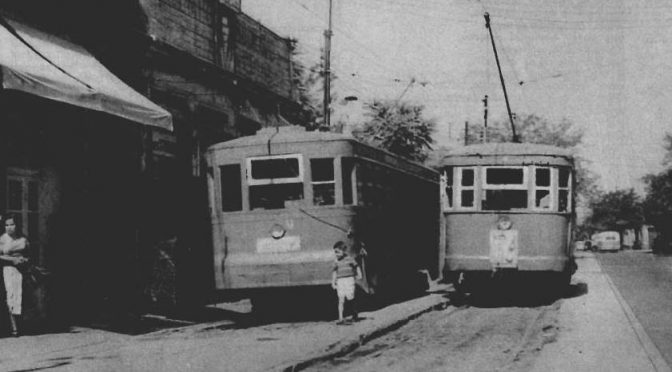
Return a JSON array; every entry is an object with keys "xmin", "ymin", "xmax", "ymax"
[{"xmin": 332, "ymin": 241, "xmax": 362, "ymax": 324}]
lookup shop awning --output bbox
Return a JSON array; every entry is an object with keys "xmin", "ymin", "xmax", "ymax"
[{"xmin": 0, "ymin": 19, "xmax": 172, "ymax": 130}]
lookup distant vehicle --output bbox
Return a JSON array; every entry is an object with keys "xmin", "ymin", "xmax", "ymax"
[{"xmin": 592, "ymin": 231, "xmax": 621, "ymax": 252}]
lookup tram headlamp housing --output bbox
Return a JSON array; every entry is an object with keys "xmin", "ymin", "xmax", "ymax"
[
  {"xmin": 270, "ymin": 224, "xmax": 286, "ymax": 239},
  {"xmin": 496, "ymin": 216, "xmax": 512, "ymax": 230}
]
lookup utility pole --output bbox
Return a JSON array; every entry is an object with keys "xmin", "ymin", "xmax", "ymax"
[
  {"xmin": 484, "ymin": 13, "xmax": 518, "ymax": 143},
  {"xmin": 323, "ymin": 0, "xmax": 333, "ymax": 129},
  {"xmin": 482, "ymin": 94, "xmax": 488, "ymax": 143},
  {"xmin": 464, "ymin": 121, "xmax": 469, "ymax": 146}
]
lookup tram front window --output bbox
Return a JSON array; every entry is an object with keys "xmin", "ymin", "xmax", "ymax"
[
  {"xmin": 482, "ymin": 167, "xmax": 528, "ymax": 211},
  {"xmin": 483, "ymin": 190, "xmax": 528, "ymax": 210},
  {"xmin": 250, "ymin": 183, "xmax": 304, "ymax": 210},
  {"xmin": 247, "ymin": 154, "xmax": 305, "ymax": 210}
]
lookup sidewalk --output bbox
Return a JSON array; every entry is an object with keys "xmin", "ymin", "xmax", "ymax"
[
  {"xmin": 531, "ymin": 251, "xmax": 671, "ymax": 372},
  {"xmin": 0, "ymin": 288, "xmax": 450, "ymax": 372}
]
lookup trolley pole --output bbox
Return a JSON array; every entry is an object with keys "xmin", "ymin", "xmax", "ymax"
[
  {"xmin": 484, "ymin": 13, "xmax": 519, "ymax": 143},
  {"xmin": 322, "ymin": 0, "xmax": 333, "ymax": 129}
]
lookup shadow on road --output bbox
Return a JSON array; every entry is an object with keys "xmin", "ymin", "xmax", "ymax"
[{"xmin": 449, "ymin": 281, "xmax": 589, "ymax": 309}]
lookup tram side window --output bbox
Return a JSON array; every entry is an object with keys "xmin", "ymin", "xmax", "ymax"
[
  {"xmin": 311, "ymin": 158, "xmax": 335, "ymax": 206},
  {"xmin": 248, "ymin": 155, "xmax": 304, "ymax": 210},
  {"xmin": 220, "ymin": 164, "xmax": 242, "ymax": 212},
  {"xmin": 534, "ymin": 167, "xmax": 552, "ymax": 210},
  {"xmin": 558, "ymin": 168, "xmax": 571, "ymax": 212},
  {"xmin": 342, "ymin": 157, "xmax": 355, "ymax": 205},
  {"xmin": 482, "ymin": 167, "xmax": 528, "ymax": 211},
  {"xmin": 458, "ymin": 168, "xmax": 475, "ymax": 208}
]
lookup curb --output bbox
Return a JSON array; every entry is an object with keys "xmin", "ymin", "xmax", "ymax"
[
  {"xmin": 279, "ymin": 294, "xmax": 452, "ymax": 372},
  {"xmin": 599, "ymin": 260, "xmax": 672, "ymax": 372}
]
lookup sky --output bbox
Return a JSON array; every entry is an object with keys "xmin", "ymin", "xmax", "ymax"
[{"xmin": 241, "ymin": 0, "xmax": 672, "ymax": 193}]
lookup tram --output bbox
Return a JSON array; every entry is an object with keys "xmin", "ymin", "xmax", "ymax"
[
  {"xmin": 438, "ymin": 142, "xmax": 576, "ymax": 293},
  {"xmin": 206, "ymin": 126, "xmax": 441, "ymax": 303}
]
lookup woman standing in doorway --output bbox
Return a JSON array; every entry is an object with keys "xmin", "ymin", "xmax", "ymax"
[{"xmin": 0, "ymin": 214, "xmax": 29, "ymax": 337}]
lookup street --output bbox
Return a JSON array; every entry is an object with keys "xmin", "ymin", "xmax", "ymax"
[{"xmin": 1, "ymin": 250, "xmax": 671, "ymax": 372}]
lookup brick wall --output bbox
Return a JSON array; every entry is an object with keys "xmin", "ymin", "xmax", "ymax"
[
  {"xmin": 142, "ymin": 0, "xmax": 293, "ymax": 101},
  {"xmin": 219, "ymin": 0, "xmax": 240, "ymax": 11},
  {"xmin": 143, "ymin": 0, "xmax": 217, "ymax": 63},
  {"xmin": 235, "ymin": 13, "xmax": 293, "ymax": 99}
]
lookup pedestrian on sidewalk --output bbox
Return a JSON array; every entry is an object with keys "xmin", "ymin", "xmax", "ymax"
[
  {"xmin": 332, "ymin": 241, "xmax": 362, "ymax": 324},
  {"xmin": 0, "ymin": 213, "xmax": 30, "ymax": 337}
]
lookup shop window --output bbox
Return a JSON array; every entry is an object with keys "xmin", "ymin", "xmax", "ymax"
[
  {"xmin": 311, "ymin": 158, "xmax": 335, "ymax": 206},
  {"xmin": 457, "ymin": 168, "xmax": 475, "ymax": 209},
  {"xmin": 482, "ymin": 167, "xmax": 528, "ymax": 211},
  {"xmin": 247, "ymin": 154, "xmax": 304, "ymax": 210},
  {"xmin": 6, "ymin": 170, "xmax": 39, "ymax": 238},
  {"xmin": 558, "ymin": 168, "xmax": 571, "ymax": 212},
  {"xmin": 341, "ymin": 157, "xmax": 355, "ymax": 205},
  {"xmin": 534, "ymin": 167, "xmax": 553, "ymax": 210},
  {"xmin": 220, "ymin": 164, "xmax": 242, "ymax": 212}
]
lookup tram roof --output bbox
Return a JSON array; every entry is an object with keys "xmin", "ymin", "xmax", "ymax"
[
  {"xmin": 445, "ymin": 142, "xmax": 573, "ymax": 158},
  {"xmin": 208, "ymin": 126, "xmax": 352, "ymax": 150},
  {"xmin": 207, "ymin": 126, "xmax": 438, "ymax": 182},
  {"xmin": 440, "ymin": 142, "xmax": 574, "ymax": 166}
]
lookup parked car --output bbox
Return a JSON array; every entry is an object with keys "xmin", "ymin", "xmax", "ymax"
[{"xmin": 592, "ymin": 231, "xmax": 621, "ymax": 252}]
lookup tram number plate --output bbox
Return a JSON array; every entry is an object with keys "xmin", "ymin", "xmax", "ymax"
[
  {"xmin": 256, "ymin": 236, "xmax": 301, "ymax": 253},
  {"xmin": 489, "ymin": 229, "xmax": 519, "ymax": 268}
]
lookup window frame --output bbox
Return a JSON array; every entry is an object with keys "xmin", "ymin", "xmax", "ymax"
[
  {"xmin": 481, "ymin": 166, "xmax": 528, "ymax": 190},
  {"xmin": 246, "ymin": 154, "xmax": 304, "ymax": 186},
  {"xmin": 310, "ymin": 157, "xmax": 336, "ymax": 206},
  {"xmin": 532, "ymin": 166, "xmax": 555, "ymax": 211},
  {"xmin": 480, "ymin": 166, "xmax": 529, "ymax": 211},
  {"xmin": 455, "ymin": 167, "xmax": 477, "ymax": 210},
  {"xmin": 557, "ymin": 167, "xmax": 572, "ymax": 212}
]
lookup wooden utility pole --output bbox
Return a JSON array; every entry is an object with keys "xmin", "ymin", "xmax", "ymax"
[
  {"xmin": 482, "ymin": 94, "xmax": 488, "ymax": 143},
  {"xmin": 323, "ymin": 0, "xmax": 333, "ymax": 128},
  {"xmin": 484, "ymin": 13, "xmax": 519, "ymax": 142},
  {"xmin": 464, "ymin": 121, "xmax": 469, "ymax": 146}
]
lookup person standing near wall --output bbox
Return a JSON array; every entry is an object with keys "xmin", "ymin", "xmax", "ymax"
[{"xmin": 0, "ymin": 214, "xmax": 29, "ymax": 337}]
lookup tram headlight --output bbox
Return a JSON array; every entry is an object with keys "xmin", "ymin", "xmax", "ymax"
[
  {"xmin": 496, "ymin": 216, "xmax": 512, "ymax": 230},
  {"xmin": 270, "ymin": 224, "xmax": 286, "ymax": 239}
]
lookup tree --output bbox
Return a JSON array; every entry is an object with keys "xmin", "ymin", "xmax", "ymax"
[
  {"xmin": 642, "ymin": 132, "xmax": 672, "ymax": 251},
  {"xmin": 662, "ymin": 133, "xmax": 672, "ymax": 167},
  {"xmin": 586, "ymin": 189, "xmax": 644, "ymax": 231},
  {"xmin": 352, "ymin": 100, "xmax": 436, "ymax": 162}
]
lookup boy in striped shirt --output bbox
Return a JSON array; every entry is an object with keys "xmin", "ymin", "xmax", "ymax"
[{"xmin": 332, "ymin": 241, "xmax": 362, "ymax": 324}]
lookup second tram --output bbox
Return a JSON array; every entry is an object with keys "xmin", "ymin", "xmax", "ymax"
[{"xmin": 438, "ymin": 142, "xmax": 576, "ymax": 293}]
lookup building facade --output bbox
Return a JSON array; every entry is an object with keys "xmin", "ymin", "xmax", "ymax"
[{"xmin": 0, "ymin": 0, "xmax": 297, "ymax": 328}]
